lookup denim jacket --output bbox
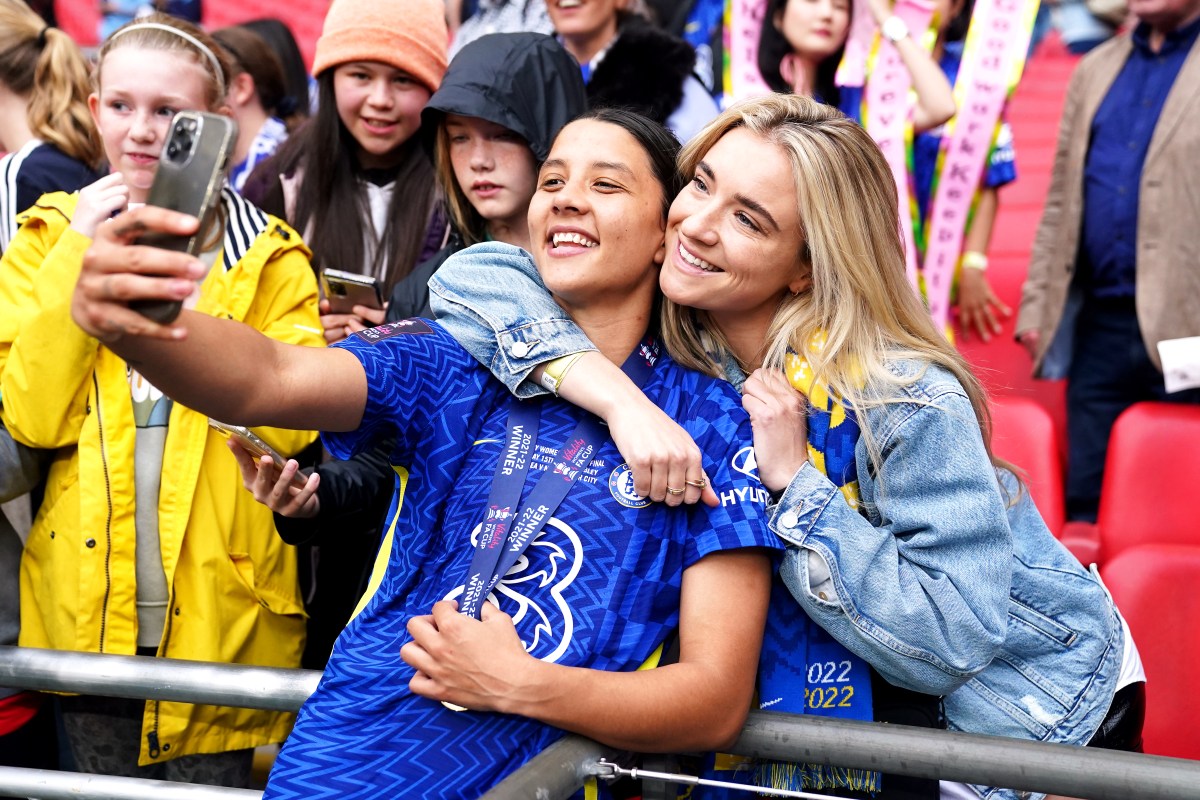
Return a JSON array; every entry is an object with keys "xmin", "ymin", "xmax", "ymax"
[{"xmin": 428, "ymin": 245, "xmax": 1125, "ymax": 798}]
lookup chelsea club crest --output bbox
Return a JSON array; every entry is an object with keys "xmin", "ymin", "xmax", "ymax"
[{"xmin": 609, "ymin": 463, "xmax": 651, "ymax": 509}]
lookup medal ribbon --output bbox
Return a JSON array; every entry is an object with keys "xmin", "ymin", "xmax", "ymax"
[{"xmin": 457, "ymin": 338, "xmax": 662, "ymax": 620}]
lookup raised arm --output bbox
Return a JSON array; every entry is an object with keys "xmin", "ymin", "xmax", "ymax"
[
  {"xmin": 430, "ymin": 242, "xmax": 716, "ymax": 505},
  {"xmin": 428, "ymin": 243, "xmax": 596, "ymax": 397},
  {"xmin": 403, "ymin": 548, "xmax": 772, "ymax": 751},
  {"xmin": 70, "ymin": 206, "xmax": 367, "ymax": 432},
  {"xmin": 865, "ymin": 0, "xmax": 957, "ymax": 132}
]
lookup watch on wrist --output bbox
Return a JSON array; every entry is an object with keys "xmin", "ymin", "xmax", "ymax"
[{"xmin": 881, "ymin": 15, "xmax": 910, "ymax": 43}]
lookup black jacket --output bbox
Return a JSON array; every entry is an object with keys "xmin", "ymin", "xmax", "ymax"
[{"xmin": 586, "ymin": 15, "xmax": 698, "ymax": 126}]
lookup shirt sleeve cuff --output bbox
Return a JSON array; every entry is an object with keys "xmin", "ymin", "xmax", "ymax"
[
  {"xmin": 495, "ymin": 320, "xmax": 599, "ymax": 399},
  {"xmin": 767, "ymin": 461, "xmax": 839, "ymax": 546}
]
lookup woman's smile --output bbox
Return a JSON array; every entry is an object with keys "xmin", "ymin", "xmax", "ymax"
[
  {"xmin": 675, "ymin": 240, "xmax": 722, "ymax": 273},
  {"xmin": 548, "ymin": 226, "xmax": 600, "ymax": 255}
]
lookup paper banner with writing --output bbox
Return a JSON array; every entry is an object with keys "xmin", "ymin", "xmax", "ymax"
[
  {"xmin": 835, "ymin": 0, "xmax": 879, "ymax": 88},
  {"xmin": 862, "ymin": 0, "xmax": 935, "ymax": 289},
  {"xmin": 724, "ymin": 0, "xmax": 774, "ymax": 103},
  {"xmin": 921, "ymin": 0, "xmax": 1038, "ymax": 331}
]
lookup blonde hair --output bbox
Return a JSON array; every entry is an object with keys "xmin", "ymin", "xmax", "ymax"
[
  {"xmin": 0, "ymin": 0, "xmax": 102, "ymax": 167},
  {"xmin": 97, "ymin": 14, "xmax": 233, "ymax": 111},
  {"xmin": 662, "ymin": 94, "xmax": 1010, "ymax": 477}
]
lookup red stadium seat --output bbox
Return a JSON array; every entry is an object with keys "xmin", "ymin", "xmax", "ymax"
[
  {"xmin": 1101, "ymin": 544, "xmax": 1200, "ymax": 759},
  {"xmin": 1059, "ymin": 521, "xmax": 1100, "ymax": 566},
  {"xmin": 989, "ymin": 395, "xmax": 1065, "ymax": 537},
  {"xmin": 1097, "ymin": 403, "xmax": 1200, "ymax": 563}
]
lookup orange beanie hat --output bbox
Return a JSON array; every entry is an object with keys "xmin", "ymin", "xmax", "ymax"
[{"xmin": 312, "ymin": 0, "xmax": 449, "ymax": 93}]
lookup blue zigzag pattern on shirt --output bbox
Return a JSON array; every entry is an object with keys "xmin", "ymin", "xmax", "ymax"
[{"xmin": 264, "ymin": 321, "xmax": 778, "ymax": 799}]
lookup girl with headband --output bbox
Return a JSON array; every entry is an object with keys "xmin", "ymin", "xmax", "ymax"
[{"xmin": 0, "ymin": 13, "xmax": 323, "ymax": 785}]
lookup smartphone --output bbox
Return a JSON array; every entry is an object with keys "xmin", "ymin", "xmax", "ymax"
[
  {"xmin": 208, "ymin": 419, "xmax": 309, "ymax": 491},
  {"xmin": 133, "ymin": 111, "xmax": 237, "ymax": 324},
  {"xmin": 321, "ymin": 268, "xmax": 384, "ymax": 314}
]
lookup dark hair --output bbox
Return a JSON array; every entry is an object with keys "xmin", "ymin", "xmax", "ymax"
[
  {"xmin": 943, "ymin": 0, "xmax": 975, "ymax": 43},
  {"xmin": 266, "ymin": 71, "xmax": 440, "ymax": 293},
  {"xmin": 569, "ymin": 107, "xmax": 684, "ymax": 220},
  {"xmin": 757, "ymin": 0, "xmax": 846, "ymax": 104},
  {"xmin": 242, "ymin": 18, "xmax": 310, "ymax": 119},
  {"xmin": 213, "ymin": 26, "xmax": 288, "ymax": 120}
]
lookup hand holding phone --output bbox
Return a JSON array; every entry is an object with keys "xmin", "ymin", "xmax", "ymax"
[
  {"xmin": 321, "ymin": 269, "xmax": 384, "ymax": 314},
  {"xmin": 133, "ymin": 111, "xmax": 236, "ymax": 325},
  {"xmin": 208, "ymin": 419, "xmax": 311, "ymax": 495}
]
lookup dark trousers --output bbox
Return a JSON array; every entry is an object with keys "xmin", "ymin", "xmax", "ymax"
[
  {"xmin": 0, "ymin": 694, "xmax": 58, "ymax": 769},
  {"xmin": 1066, "ymin": 296, "xmax": 1200, "ymax": 521},
  {"xmin": 59, "ymin": 695, "xmax": 253, "ymax": 786}
]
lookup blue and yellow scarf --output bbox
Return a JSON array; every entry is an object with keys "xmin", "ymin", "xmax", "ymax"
[{"xmin": 703, "ymin": 342, "xmax": 879, "ymax": 796}]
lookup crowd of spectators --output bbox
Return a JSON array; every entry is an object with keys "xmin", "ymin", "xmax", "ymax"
[{"xmin": 1, "ymin": 0, "xmax": 1197, "ymax": 794}]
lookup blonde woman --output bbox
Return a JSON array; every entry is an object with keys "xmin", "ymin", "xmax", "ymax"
[
  {"xmin": 426, "ymin": 95, "xmax": 1145, "ymax": 799},
  {"xmin": 0, "ymin": 0, "xmax": 103, "ymax": 251}
]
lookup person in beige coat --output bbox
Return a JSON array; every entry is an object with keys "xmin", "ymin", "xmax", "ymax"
[{"xmin": 1016, "ymin": 0, "xmax": 1200, "ymax": 522}]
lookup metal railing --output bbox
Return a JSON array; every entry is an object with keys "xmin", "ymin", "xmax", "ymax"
[
  {"xmin": 0, "ymin": 768, "xmax": 261, "ymax": 800},
  {"xmin": 480, "ymin": 718, "xmax": 1200, "ymax": 800},
  {"xmin": 3, "ymin": 646, "xmax": 1200, "ymax": 800},
  {"xmin": 0, "ymin": 646, "xmax": 318, "ymax": 712}
]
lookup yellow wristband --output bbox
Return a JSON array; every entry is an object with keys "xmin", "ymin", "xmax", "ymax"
[
  {"xmin": 961, "ymin": 251, "xmax": 989, "ymax": 271},
  {"xmin": 538, "ymin": 352, "xmax": 585, "ymax": 395}
]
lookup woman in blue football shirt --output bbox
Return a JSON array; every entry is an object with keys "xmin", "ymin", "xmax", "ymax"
[{"xmin": 68, "ymin": 108, "xmax": 781, "ymax": 798}]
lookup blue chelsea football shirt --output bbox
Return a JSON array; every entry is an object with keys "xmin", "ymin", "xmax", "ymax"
[{"xmin": 263, "ymin": 319, "xmax": 778, "ymax": 800}]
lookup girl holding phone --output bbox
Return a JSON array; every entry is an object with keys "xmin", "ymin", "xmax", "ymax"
[
  {"xmin": 242, "ymin": 0, "xmax": 451, "ymax": 344},
  {"xmin": 0, "ymin": 14, "xmax": 322, "ymax": 785}
]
